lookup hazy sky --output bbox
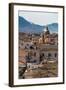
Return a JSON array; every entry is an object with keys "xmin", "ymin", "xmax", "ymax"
[{"xmin": 19, "ymin": 11, "xmax": 58, "ymax": 25}]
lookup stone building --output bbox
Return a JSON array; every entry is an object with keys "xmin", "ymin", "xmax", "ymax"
[
  {"xmin": 39, "ymin": 26, "xmax": 58, "ymax": 45},
  {"xmin": 39, "ymin": 44, "xmax": 58, "ymax": 62},
  {"xmin": 19, "ymin": 26, "xmax": 58, "ymax": 70},
  {"xmin": 25, "ymin": 49, "xmax": 40, "ymax": 64}
]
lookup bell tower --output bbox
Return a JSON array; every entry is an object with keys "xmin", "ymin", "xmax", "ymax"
[{"xmin": 41, "ymin": 32, "xmax": 45, "ymax": 44}]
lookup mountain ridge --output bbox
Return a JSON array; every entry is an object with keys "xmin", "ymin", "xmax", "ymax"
[{"xmin": 19, "ymin": 16, "xmax": 58, "ymax": 33}]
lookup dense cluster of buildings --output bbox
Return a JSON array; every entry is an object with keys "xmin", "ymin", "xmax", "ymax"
[{"xmin": 19, "ymin": 26, "xmax": 58, "ymax": 71}]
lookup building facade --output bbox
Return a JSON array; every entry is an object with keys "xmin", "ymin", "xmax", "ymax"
[{"xmin": 19, "ymin": 26, "xmax": 58, "ymax": 69}]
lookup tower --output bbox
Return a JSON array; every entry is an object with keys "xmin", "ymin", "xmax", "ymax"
[
  {"xmin": 43, "ymin": 26, "xmax": 50, "ymax": 44},
  {"xmin": 39, "ymin": 26, "xmax": 50, "ymax": 44},
  {"xmin": 41, "ymin": 32, "xmax": 45, "ymax": 43},
  {"xmin": 44, "ymin": 26, "xmax": 50, "ymax": 36}
]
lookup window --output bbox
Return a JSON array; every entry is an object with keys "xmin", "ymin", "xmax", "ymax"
[
  {"xmin": 34, "ymin": 42, "xmax": 36, "ymax": 45},
  {"xmin": 42, "ymin": 53, "xmax": 44, "ymax": 57},
  {"xmin": 48, "ymin": 53, "xmax": 51, "ymax": 57},
  {"xmin": 34, "ymin": 60, "xmax": 36, "ymax": 63},
  {"xmin": 30, "ymin": 46, "xmax": 34, "ymax": 49},
  {"xmin": 55, "ymin": 53, "xmax": 57, "ymax": 57}
]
